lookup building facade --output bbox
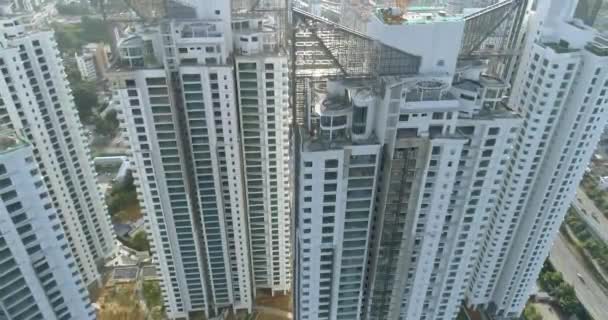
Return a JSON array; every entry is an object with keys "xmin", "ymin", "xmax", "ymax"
[
  {"xmin": 75, "ymin": 51, "xmax": 97, "ymax": 81},
  {"xmin": 233, "ymin": 14, "xmax": 292, "ymax": 294},
  {"xmin": 0, "ymin": 133, "xmax": 95, "ymax": 320},
  {"xmin": 467, "ymin": 0, "xmax": 608, "ymax": 318},
  {"xmin": 75, "ymin": 43, "xmax": 110, "ymax": 82},
  {"xmin": 110, "ymin": 1, "xmax": 292, "ymax": 318},
  {"xmin": 296, "ymin": 75, "xmax": 520, "ymax": 320},
  {"xmin": 0, "ymin": 15, "xmax": 115, "ymax": 287},
  {"xmin": 295, "ymin": 1, "xmax": 608, "ymax": 320}
]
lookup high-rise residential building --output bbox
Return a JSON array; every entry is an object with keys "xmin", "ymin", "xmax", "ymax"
[
  {"xmin": 233, "ymin": 15, "xmax": 292, "ymax": 294},
  {"xmin": 109, "ymin": 1, "xmax": 291, "ymax": 318},
  {"xmin": 0, "ymin": 14, "xmax": 115, "ymax": 288},
  {"xmin": 295, "ymin": 8, "xmax": 521, "ymax": 320},
  {"xmin": 467, "ymin": 0, "xmax": 608, "ymax": 318},
  {"xmin": 294, "ymin": 1, "xmax": 608, "ymax": 320},
  {"xmin": 0, "ymin": 132, "xmax": 95, "ymax": 320}
]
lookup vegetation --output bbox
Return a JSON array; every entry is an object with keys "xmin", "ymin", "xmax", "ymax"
[
  {"xmin": 143, "ymin": 281, "xmax": 164, "ymax": 320},
  {"xmin": 580, "ymin": 173, "xmax": 608, "ymax": 218},
  {"xmin": 455, "ymin": 309, "xmax": 469, "ymax": 320},
  {"xmin": 56, "ymin": 1, "xmax": 91, "ymax": 15},
  {"xmin": 143, "ymin": 281, "xmax": 162, "ymax": 309},
  {"xmin": 564, "ymin": 210, "xmax": 608, "ymax": 275},
  {"xmin": 90, "ymin": 0, "xmax": 129, "ymax": 14},
  {"xmin": 98, "ymin": 284, "xmax": 144, "ymax": 320},
  {"xmin": 523, "ymin": 304, "xmax": 542, "ymax": 320},
  {"xmin": 72, "ymin": 80, "xmax": 98, "ymax": 124},
  {"xmin": 94, "ymin": 110, "xmax": 120, "ymax": 137},
  {"xmin": 107, "ymin": 171, "xmax": 138, "ymax": 218},
  {"xmin": 53, "ymin": 17, "xmax": 111, "ymax": 54},
  {"xmin": 538, "ymin": 262, "xmax": 591, "ymax": 320},
  {"xmin": 124, "ymin": 231, "xmax": 149, "ymax": 252},
  {"xmin": 53, "ymin": 22, "xmax": 83, "ymax": 54}
]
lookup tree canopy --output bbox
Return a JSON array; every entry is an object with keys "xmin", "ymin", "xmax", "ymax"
[
  {"xmin": 53, "ymin": 17, "xmax": 111, "ymax": 54},
  {"xmin": 128, "ymin": 231, "xmax": 149, "ymax": 252},
  {"xmin": 107, "ymin": 171, "xmax": 138, "ymax": 217},
  {"xmin": 94, "ymin": 109, "xmax": 119, "ymax": 137},
  {"xmin": 56, "ymin": 1, "xmax": 91, "ymax": 15},
  {"xmin": 538, "ymin": 261, "xmax": 591, "ymax": 320},
  {"xmin": 72, "ymin": 81, "xmax": 98, "ymax": 124}
]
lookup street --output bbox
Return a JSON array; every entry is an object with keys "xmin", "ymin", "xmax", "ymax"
[
  {"xmin": 549, "ymin": 233, "xmax": 608, "ymax": 320},
  {"xmin": 572, "ymin": 189, "xmax": 608, "ymax": 243}
]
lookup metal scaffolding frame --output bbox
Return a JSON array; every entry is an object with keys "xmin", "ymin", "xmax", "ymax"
[
  {"xmin": 459, "ymin": 0, "xmax": 524, "ymax": 58},
  {"xmin": 291, "ymin": 7, "xmax": 421, "ymax": 125},
  {"xmin": 293, "ymin": 8, "xmax": 421, "ymax": 78}
]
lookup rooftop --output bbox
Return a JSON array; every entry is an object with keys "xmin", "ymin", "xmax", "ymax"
[
  {"xmin": 374, "ymin": 6, "xmax": 463, "ymax": 25},
  {"xmin": 475, "ymin": 101, "xmax": 519, "ymax": 119},
  {"xmin": 586, "ymin": 36, "xmax": 608, "ymax": 57},
  {"xmin": 0, "ymin": 131, "xmax": 27, "ymax": 154},
  {"xmin": 541, "ymin": 42, "xmax": 579, "ymax": 54},
  {"xmin": 301, "ymin": 127, "xmax": 380, "ymax": 152}
]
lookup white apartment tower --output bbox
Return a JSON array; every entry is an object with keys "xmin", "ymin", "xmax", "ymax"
[
  {"xmin": 295, "ymin": 1, "xmax": 608, "ymax": 320},
  {"xmin": 0, "ymin": 15, "xmax": 115, "ymax": 287},
  {"xmin": 233, "ymin": 15, "xmax": 292, "ymax": 293},
  {"xmin": 296, "ymin": 75, "xmax": 521, "ymax": 320},
  {"xmin": 295, "ymin": 7, "xmax": 520, "ymax": 320},
  {"xmin": 111, "ymin": 23, "xmax": 252, "ymax": 319},
  {"xmin": 0, "ymin": 133, "xmax": 95, "ymax": 320},
  {"xmin": 110, "ymin": 1, "xmax": 291, "ymax": 318},
  {"xmin": 467, "ymin": 0, "xmax": 608, "ymax": 318}
]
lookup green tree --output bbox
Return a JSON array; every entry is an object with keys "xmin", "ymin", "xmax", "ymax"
[
  {"xmin": 53, "ymin": 23, "xmax": 82, "ymax": 54},
  {"xmin": 539, "ymin": 270, "xmax": 563, "ymax": 294},
  {"xmin": 56, "ymin": 2, "xmax": 90, "ymax": 15},
  {"xmin": 94, "ymin": 110, "xmax": 119, "ymax": 136},
  {"xmin": 107, "ymin": 171, "xmax": 138, "ymax": 216},
  {"xmin": 72, "ymin": 81, "xmax": 98, "ymax": 124},
  {"xmin": 128, "ymin": 231, "xmax": 149, "ymax": 252},
  {"xmin": 523, "ymin": 304, "xmax": 542, "ymax": 320},
  {"xmin": 80, "ymin": 17, "xmax": 111, "ymax": 43},
  {"xmin": 555, "ymin": 283, "xmax": 585, "ymax": 316},
  {"xmin": 143, "ymin": 281, "xmax": 162, "ymax": 308}
]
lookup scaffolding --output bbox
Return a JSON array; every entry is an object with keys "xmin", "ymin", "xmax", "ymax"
[
  {"xmin": 459, "ymin": 0, "xmax": 523, "ymax": 57},
  {"xmin": 291, "ymin": 7, "xmax": 421, "ymax": 124}
]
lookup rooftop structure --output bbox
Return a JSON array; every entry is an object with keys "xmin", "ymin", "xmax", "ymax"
[
  {"xmin": 0, "ymin": 130, "xmax": 25, "ymax": 153},
  {"xmin": 374, "ymin": 6, "xmax": 463, "ymax": 25}
]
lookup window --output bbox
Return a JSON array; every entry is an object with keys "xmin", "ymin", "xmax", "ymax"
[
  {"xmin": 325, "ymin": 159, "xmax": 338, "ymax": 168},
  {"xmin": 324, "ymin": 184, "xmax": 337, "ymax": 192}
]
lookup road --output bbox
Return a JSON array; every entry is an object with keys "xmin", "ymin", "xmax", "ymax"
[
  {"xmin": 549, "ymin": 233, "xmax": 608, "ymax": 320},
  {"xmin": 572, "ymin": 189, "xmax": 608, "ymax": 243}
]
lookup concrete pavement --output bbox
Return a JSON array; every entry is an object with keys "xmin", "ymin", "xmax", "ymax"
[
  {"xmin": 572, "ymin": 189, "xmax": 608, "ymax": 243},
  {"xmin": 253, "ymin": 306, "xmax": 292, "ymax": 319},
  {"xmin": 549, "ymin": 233, "xmax": 608, "ymax": 320}
]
